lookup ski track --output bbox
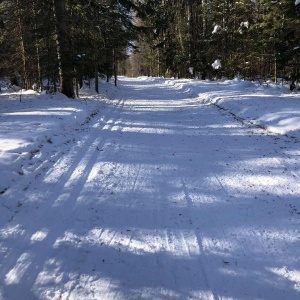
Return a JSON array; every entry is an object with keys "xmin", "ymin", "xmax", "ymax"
[{"xmin": 1, "ymin": 77, "xmax": 300, "ymax": 299}]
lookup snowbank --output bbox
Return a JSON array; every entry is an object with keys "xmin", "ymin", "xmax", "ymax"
[
  {"xmin": 160, "ymin": 77, "xmax": 300, "ymax": 138},
  {"xmin": 200, "ymin": 80, "xmax": 300, "ymax": 137}
]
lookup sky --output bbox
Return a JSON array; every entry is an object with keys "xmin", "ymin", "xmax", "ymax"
[{"xmin": 0, "ymin": 76, "xmax": 300, "ymax": 299}]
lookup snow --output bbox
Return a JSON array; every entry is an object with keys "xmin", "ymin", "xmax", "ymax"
[
  {"xmin": 238, "ymin": 21, "xmax": 249, "ymax": 34},
  {"xmin": 240, "ymin": 21, "xmax": 249, "ymax": 29},
  {"xmin": 212, "ymin": 59, "xmax": 222, "ymax": 69},
  {"xmin": 212, "ymin": 25, "xmax": 222, "ymax": 34},
  {"xmin": 1, "ymin": 77, "xmax": 300, "ymax": 299}
]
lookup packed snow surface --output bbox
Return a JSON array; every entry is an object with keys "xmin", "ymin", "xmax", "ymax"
[{"xmin": 1, "ymin": 77, "xmax": 300, "ymax": 299}]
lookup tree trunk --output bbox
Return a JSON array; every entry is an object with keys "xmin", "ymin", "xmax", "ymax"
[
  {"xmin": 33, "ymin": 1, "xmax": 42, "ymax": 91},
  {"xmin": 113, "ymin": 48, "xmax": 117, "ymax": 87},
  {"xmin": 53, "ymin": 0, "xmax": 74, "ymax": 98},
  {"xmin": 16, "ymin": 0, "xmax": 28, "ymax": 89},
  {"xmin": 274, "ymin": 54, "xmax": 277, "ymax": 83},
  {"xmin": 95, "ymin": 66, "xmax": 99, "ymax": 93}
]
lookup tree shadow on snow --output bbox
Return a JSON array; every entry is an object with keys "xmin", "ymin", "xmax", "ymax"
[{"xmin": 1, "ymin": 79, "xmax": 300, "ymax": 299}]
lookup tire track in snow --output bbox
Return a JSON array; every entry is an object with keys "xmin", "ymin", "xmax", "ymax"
[
  {"xmin": 100, "ymin": 81, "xmax": 219, "ymax": 298},
  {"xmin": 179, "ymin": 175, "xmax": 219, "ymax": 300},
  {"xmin": 118, "ymin": 79, "xmax": 223, "ymax": 299}
]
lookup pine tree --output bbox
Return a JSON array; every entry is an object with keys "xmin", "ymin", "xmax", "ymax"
[{"xmin": 258, "ymin": 0, "xmax": 300, "ymax": 81}]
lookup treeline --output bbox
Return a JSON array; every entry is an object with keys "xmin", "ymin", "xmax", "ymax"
[
  {"xmin": 0, "ymin": 0, "xmax": 142, "ymax": 97},
  {"xmin": 1, "ymin": 1, "xmax": 299, "ymax": 98},
  {"xmin": 135, "ymin": 0, "xmax": 300, "ymax": 82}
]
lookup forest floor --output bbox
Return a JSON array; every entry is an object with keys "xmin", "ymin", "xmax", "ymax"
[{"xmin": 0, "ymin": 77, "xmax": 300, "ymax": 299}]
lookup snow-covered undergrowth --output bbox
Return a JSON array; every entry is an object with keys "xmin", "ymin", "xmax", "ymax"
[{"xmin": 0, "ymin": 77, "xmax": 300, "ymax": 299}]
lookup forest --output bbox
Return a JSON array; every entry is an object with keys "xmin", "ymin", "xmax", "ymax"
[{"xmin": 0, "ymin": 0, "xmax": 300, "ymax": 98}]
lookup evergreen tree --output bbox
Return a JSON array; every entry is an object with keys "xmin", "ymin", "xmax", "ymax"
[
  {"xmin": 1, "ymin": 0, "xmax": 299, "ymax": 87},
  {"xmin": 0, "ymin": 0, "xmax": 141, "ymax": 97},
  {"xmin": 258, "ymin": 0, "xmax": 300, "ymax": 81}
]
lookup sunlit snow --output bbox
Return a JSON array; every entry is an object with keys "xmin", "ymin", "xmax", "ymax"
[{"xmin": 0, "ymin": 77, "xmax": 300, "ymax": 299}]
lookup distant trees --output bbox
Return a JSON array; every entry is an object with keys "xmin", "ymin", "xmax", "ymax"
[
  {"xmin": 1, "ymin": 0, "xmax": 299, "ymax": 93},
  {"xmin": 0, "ymin": 0, "xmax": 140, "ymax": 97},
  {"xmin": 135, "ymin": 0, "xmax": 300, "ymax": 81},
  {"xmin": 1, "ymin": 0, "xmax": 58, "ymax": 90}
]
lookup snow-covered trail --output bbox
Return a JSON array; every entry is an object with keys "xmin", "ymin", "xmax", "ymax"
[{"xmin": 1, "ymin": 77, "xmax": 300, "ymax": 299}]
